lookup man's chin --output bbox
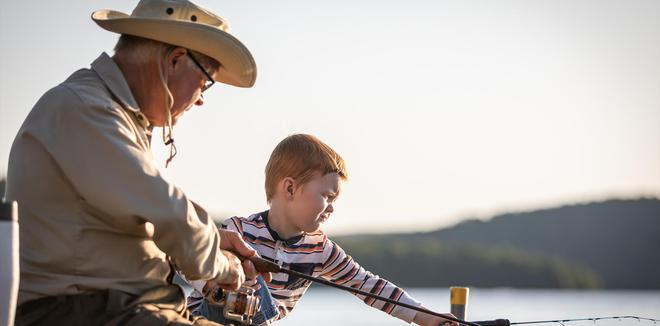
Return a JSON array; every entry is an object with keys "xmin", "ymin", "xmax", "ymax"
[{"xmin": 171, "ymin": 113, "xmax": 187, "ymax": 126}]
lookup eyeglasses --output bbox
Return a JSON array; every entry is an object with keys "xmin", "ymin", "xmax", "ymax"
[{"xmin": 187, "ymin": 50, "xmax": 216, "ymax": 92}]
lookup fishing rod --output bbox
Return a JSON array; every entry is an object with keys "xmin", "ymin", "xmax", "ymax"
[
  {"xmin": 243, "ymin": 255, "xmax": 659, "ymax": 326},
  {"xmin": 509, "ymin": 316, "xmax": 660, "ymax": 325}
]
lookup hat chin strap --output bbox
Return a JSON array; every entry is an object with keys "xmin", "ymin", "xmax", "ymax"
[{"xmin": 157, "ymin": 54, "xmax": 177, "ymax": 168}]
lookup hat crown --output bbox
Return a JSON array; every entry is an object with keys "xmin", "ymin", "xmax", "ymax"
[
  {"xmin": 131, "ymin": 0, "xmax": 229, "ymax": 32},
  {"xmin": 92, "ymin": 0, "xmax": 256, "ymax": 87}
]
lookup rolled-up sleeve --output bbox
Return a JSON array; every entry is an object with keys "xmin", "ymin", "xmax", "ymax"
[{"xmin": 29, "ymin": 84, "xmax": 228, "ymax": 281}]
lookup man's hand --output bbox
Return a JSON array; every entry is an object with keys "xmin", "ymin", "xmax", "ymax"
[
  {"xmin": 208, "ymin": 249, "xmax": 246, "ymax": 291},
  {"xmin": 218, "ymin": 229, "xmax": 272, "ymax": 282}
]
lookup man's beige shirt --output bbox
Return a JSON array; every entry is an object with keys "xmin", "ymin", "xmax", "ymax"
[{"xmin": 6, "ymin": 53, "xmax": 229, "ymax": 304}]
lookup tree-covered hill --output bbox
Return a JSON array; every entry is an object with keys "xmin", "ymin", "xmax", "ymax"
[{"xmin": 335, "ymin": 198, "xmax": 660, "ymax": 289}]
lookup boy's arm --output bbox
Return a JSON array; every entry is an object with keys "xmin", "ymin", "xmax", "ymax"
[
  {"xmin": 319, "ymin": 239, "xmax": 455, "ymax": 325},
  {"xmin": 318, "ymin": 240, "xmax": 418, "ymax": 323}
]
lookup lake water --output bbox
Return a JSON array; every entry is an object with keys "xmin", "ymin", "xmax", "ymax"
[{"xmin": 278, "ymin": 287, "xmax": 660, "ymax": 326}]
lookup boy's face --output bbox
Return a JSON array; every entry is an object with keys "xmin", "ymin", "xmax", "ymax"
[{"xmin": 287, "ymin": 172, "xmax": 341, "ymax": 235}]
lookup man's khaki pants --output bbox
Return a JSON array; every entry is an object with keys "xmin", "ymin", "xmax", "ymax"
[{"xmin": 15, "ymin": 285, "xmax": 224, "ymax": 326}]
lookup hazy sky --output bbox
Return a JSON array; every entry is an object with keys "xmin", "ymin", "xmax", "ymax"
[{"xmin": 1, "ymin": 0, "xmax": 658, "ymax": 235}]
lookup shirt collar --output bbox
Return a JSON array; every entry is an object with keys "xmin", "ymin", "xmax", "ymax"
[
  {"xmin": 91, "ymin": 52, "xmax": 152, "ymax": 131},
  {"xmin": 91, "ymin": 53, "xmax": 142, "ymax": 114}
]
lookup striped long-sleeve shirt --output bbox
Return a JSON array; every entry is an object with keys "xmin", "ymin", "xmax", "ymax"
[{"xmin": 220, "ymin": 211, "xmax": 422, "ymax": 323}]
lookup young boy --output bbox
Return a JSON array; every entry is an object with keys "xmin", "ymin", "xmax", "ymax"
[{"xmin": 189, "ymin": 134, "xmax": 457, "ymax": 326}]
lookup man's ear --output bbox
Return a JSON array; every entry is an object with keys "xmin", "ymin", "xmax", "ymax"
[
  {"xmin": 166, "ymin": 47, "xmax": 188, "ymax": 75},
  {"xmin": 282, "ymin": 177, "xmax": 297, "ymax": 200}
]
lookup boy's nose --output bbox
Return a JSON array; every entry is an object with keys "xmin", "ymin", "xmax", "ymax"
[{"xmin": 325, "ymin": 204, "xmax": 334, "ymax": 213}]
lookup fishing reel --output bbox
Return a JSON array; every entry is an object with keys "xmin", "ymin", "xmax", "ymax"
[{"xmin": 206, "ymin": 286, "xmax": 260, "ymax": 325}]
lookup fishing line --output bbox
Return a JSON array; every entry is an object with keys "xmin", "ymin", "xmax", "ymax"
[{"xmin": 510, "ymin": 316, "xmax": 659, "ymax": 325}]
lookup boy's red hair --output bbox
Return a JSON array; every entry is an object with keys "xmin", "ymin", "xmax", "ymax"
[{"xmin": 265, "ymin": 134, "xmax": 347, "ymax": 202}]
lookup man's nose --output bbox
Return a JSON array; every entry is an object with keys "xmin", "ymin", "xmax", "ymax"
[{"xmin": 194, "ymin": 92, "xmax": 205, "ymax": 106}]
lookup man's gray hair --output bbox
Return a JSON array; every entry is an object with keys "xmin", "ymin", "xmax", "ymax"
[
  {"xmin": 114, "ymin": 34, "xmax": 219, "ymax": 71},
  {"xmin": 114, "ymin": 34, "xmax": 174, "ymax": 64}
]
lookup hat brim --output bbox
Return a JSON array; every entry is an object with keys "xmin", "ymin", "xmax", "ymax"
[{"xmin": 92, "ymin": 10, "xmax": 256, "ymax": 88}]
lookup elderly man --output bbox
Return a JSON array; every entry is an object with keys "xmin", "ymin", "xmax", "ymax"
[{"xmin": 5, "ymin": 0, "xmax": 265, "ymax": 325}]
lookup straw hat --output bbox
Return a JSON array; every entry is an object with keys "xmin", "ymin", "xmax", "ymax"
[{"xmin": 92, "ymin": 0, "xmax": 256, "ymax": 88}]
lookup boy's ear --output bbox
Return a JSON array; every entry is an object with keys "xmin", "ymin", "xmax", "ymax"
[{"xmin": 282, "ymin": 177, "xmax": 297, "ymax": 200}]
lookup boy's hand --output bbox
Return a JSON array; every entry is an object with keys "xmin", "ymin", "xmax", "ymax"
[
  {"xmin": 218, "ymin": 229, "xmax": 273, "ymax": 282},
  {"xmin": 413, "ymin": 310, "xmax": 460, "ymax": 326}
]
